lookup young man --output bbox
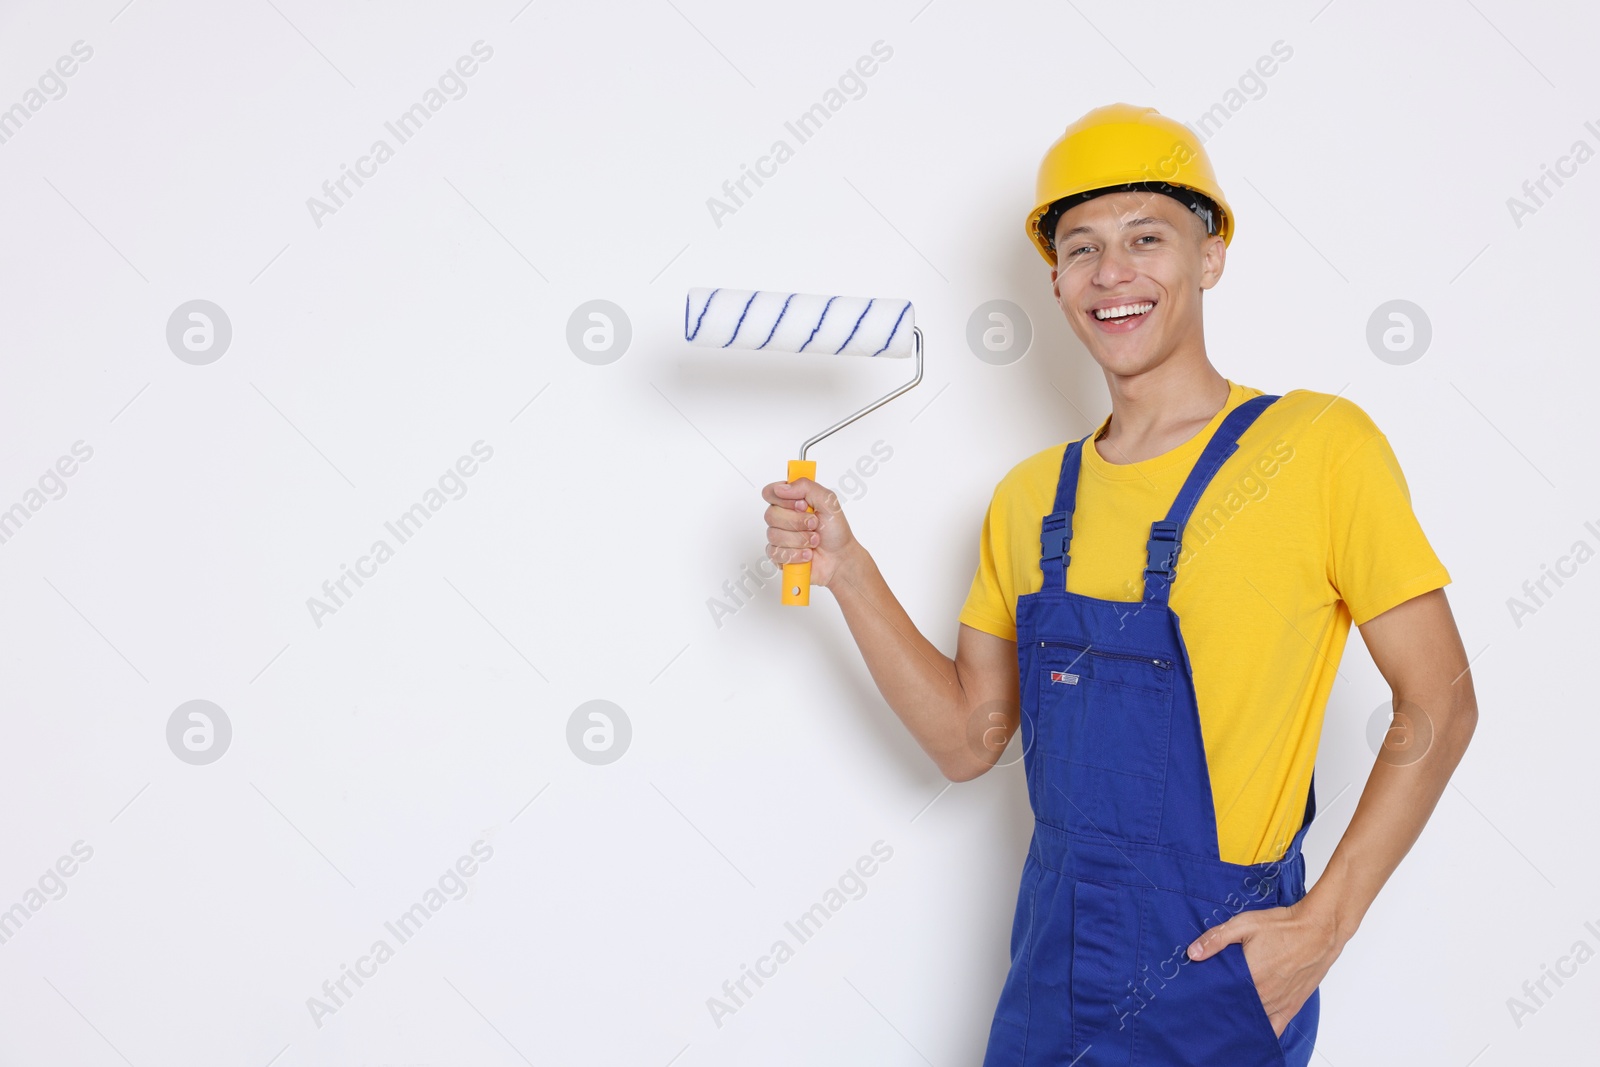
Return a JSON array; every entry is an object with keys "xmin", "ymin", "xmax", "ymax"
[{"xmin": 761, "ymin": 103, "xmax": 1476, "ymax": 1065}]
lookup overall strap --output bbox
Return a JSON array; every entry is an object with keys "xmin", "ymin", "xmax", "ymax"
[
  {"xmin": 1276, "ymin": 771, "xmax": 1319, "ymax": 885},
  {"xmin": 1038, "ymin": 435, "xmax": 1091, "ymax": 592},
  {"xmin": 1142, "ymin": 394, "xmax": 1280, "ymax": 606},
  {"xmin": 1296, "ymin": 771, "xmax": 1317, "ymax": 848}
]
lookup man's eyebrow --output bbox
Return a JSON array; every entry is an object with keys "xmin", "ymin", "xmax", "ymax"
[{"xmin": 1056, "ymin": 215, "xmax": 1177, "ymax": 244}]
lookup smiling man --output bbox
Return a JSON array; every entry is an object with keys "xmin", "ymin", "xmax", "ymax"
[{"xmin": 762, "ymin": 103, "xmax": 1476, "ymax": 1065}]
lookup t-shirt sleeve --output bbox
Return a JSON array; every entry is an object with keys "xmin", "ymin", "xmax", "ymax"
[
  {"xmin": 958, "ymin": 487, "xmax": 1018, "ymax": 642},
  {"xmin": 1326, "ymin": 431, "xmax": 1452, "ymax": 626}
]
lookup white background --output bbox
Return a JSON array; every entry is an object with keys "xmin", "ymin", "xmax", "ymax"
[{"xmin": 0, "ymin": 1, "xmax": 1594, "ymax": 1064}]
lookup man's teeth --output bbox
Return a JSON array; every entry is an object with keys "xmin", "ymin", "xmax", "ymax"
[{"xmin": 1093, "ymin": 302, "xmax": 1154, "ymax": 320}]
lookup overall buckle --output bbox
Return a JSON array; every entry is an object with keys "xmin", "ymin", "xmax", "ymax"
[
  {"xmin": 1040, "ymin": 512, "xmax": 1072, "ymax": 558},
  {"xmin": 1144, "ymin": 519, "xmax": 1180, "ymax": 582},
  {"xmin": 1040, "ymin": 512, "xmax": 1073, "ymax": 570}
]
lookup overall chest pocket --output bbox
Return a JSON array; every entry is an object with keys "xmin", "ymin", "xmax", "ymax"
[{"xmin": 1035, "ymin": 641, "xmax": 1175, "ymax": 845}]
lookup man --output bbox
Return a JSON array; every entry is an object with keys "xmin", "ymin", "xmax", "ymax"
[{"xmin": 761, "ymin": 103, "xmax": 1476, "ymax": 1065}]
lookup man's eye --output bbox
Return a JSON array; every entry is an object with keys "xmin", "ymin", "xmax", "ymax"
[
  {"xmin": 1067, "ymin": 246, "xmax": 1092, "ymax": 257},
  {"xmin": 1136, "ymin": 234, "xmax": 1160, "ymax": 245}
]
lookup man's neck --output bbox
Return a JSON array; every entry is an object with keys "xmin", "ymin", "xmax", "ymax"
[{"xmin": 1096, "ymin": 362, "xmax": 1231, "ymax": 466}]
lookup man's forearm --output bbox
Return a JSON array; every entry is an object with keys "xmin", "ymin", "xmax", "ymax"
[
  {"xmin": 1301, "ymin": 681, "xmax": 1478, "ymax": 945},
  {"xmin": 826, "ymin": 542, "xmax": 975, "ymax": 777}
]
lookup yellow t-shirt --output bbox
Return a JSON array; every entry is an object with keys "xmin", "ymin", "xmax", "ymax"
[{"xmin": 959, "ymin": 379, "xmax": 1452, "ymax": 865}]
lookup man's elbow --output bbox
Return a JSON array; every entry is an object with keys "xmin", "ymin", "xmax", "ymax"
[
  {"xmin": 1414, "ymin": 685, "xmax": 1478, "ymax": 770},
  {"xmin": 938, "ymin": 752, "xmax": 997, "ymax": 783},
  {"xmin": 1443, "ymin": 691, "xmax": 1479, "ymax": 756}
]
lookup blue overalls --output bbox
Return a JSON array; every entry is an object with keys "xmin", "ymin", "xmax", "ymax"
[{"xmin": 983, "ymin": 395, "xmax": 1321, "ymax": 1067}]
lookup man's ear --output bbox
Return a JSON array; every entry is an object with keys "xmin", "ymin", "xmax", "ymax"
[{"xmin": 1199, "ymin": 233, "xmax": 1226, "ymax": 291}]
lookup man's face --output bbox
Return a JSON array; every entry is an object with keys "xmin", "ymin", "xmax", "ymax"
[{"xmin": 1048, "ymin": 190, "xmax": 1225, "ymax": 378}]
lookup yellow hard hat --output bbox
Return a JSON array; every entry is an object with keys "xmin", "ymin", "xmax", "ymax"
[{"xmin": 1026, "ymin": 103, "xmax": 1234, "ymax": 267}]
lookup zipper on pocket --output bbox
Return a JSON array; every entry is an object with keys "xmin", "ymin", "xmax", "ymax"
[{"xmin": 1039, "ymin": 639, "xmax": 1172, "ymax": 670}]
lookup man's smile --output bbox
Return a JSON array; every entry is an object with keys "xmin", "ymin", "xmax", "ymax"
[{"xmin": 1087, "ymin": 297, "xmax": 1157, "ymax": 333}]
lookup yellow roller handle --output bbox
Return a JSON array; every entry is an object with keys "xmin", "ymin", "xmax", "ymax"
[{"xmin": 782, "ymin": 459, "xmax": 816, "ymax": 606}]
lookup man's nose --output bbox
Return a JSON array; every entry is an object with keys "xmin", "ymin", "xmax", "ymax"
[{"xmin": 1092, "ymin": 243, "xmax": 1137, "ymax": 286}]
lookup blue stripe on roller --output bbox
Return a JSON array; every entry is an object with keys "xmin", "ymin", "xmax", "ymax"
[
  {"xmin": 798, "ymin": 295, "xmax": 838, "ymax": 353},
  {"xmin": 835, "ymin": 298, "xmax": 876, "ymax": 355},
  {"xmin": 869, "ymin": 301, "xmax": 913, "ymax": 357},
  {"xmin": 686, "ymin": 287, "xmax": 722, "ymax": 341},
  {"xmin": 758, "ymin": 293, "xmax": 795, "ymax": 350},
  {"xmin": 723, "ymin": 290, "xmax": 761, "ymax": 348}
]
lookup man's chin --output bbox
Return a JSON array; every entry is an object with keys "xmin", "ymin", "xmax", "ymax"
[{"xmin": 1084, "ymin": 344, "xmax": 1160, "ymax": 377}]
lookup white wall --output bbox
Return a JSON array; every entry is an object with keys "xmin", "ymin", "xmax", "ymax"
[{"xmin": 0, "ymin": 0, "xmax": 1592, "ymax": 1063}]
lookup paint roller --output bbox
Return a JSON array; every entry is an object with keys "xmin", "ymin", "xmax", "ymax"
[{"xmin": 684, "ymin": 286, "xmax": 923, "ymax": 606}]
